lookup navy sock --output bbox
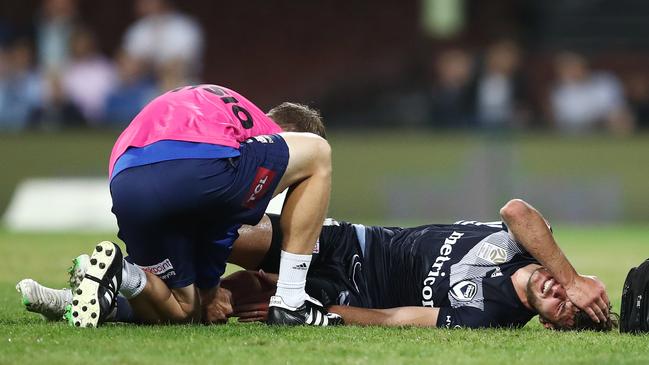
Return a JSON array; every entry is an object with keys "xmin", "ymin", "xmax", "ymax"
[{"xmin": 114, "ymin": 295, "xmax": 137, "ymax": 323}]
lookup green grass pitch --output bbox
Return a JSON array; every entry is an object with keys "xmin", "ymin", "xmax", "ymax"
[{"xmin": 1, "ymin": 226, "xmax": 649, "ymax": 365}]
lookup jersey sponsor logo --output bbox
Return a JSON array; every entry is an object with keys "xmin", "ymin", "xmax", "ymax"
[
  {"xmin": 243, "ymin": 167, "xmax": 277, "ymax": 208},
  {"xmin": 477, "ymin": 242, "xmax": 507, "ymax": 264},
  {"xmin": 421, "ymin": 231, "xmax": 465, "ymax": 307},
  {"xmin": 138, "ymin": 258, "xmax": 176, "ymax": 279},
  {"xmin": 450, "ymin": 280, "xmax": 478, "ymax": 302}
]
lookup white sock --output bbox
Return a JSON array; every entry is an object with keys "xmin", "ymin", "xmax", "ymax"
[
  {"xmin": 275, "ymin": 250, "xmax": 312, "ymax": 308},
  {"xmin": 119, "ymin": 260, "xmax": 147, "ymax": 299}
]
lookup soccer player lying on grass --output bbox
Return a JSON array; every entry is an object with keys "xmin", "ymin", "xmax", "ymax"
[
  {"xmin": 19, "ymin": 199, "xmax": 615, "ymax": 330},
  {"xmin": 220, "ymin": 198, "xmax": 615, "ymax": 330}
]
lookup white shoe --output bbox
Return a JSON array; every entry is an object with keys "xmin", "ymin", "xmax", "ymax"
[{"xmin": 16, "ymin": 279, "xmax": 72, "ymax": 321}]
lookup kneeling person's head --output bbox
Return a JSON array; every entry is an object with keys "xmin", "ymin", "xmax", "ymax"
[{"xmin": 267, "ymin": 102, "xmax": 326, "ymax": 138}]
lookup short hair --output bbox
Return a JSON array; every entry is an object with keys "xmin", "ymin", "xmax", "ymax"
[
  {"xmin": 569, "ymin": 309, "xmax": 619, "ymax": 332},
  {"xmin": 267, "ymin": 102, "xmax": 326, "ymax": 139},
  {"xmin": 546, "ymin": 305, "xmax": 619, "ymax": 332}
]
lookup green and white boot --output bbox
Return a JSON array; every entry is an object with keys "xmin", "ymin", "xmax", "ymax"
[
  {"xmin": 67, "ymin": 254, "xmax": 90, "ymax": 291},
  {"xmin": 16, "ymin": 279, "xmax": 72, "ymax": 321}
]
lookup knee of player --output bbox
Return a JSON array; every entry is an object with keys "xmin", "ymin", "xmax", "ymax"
[
  {"xmin": 311, "ymin": 135, "xmax": 332, "ymax": 171},
  {"xmin": 315, "ymin": 135, "xmax": 331, "ymax": 159}
]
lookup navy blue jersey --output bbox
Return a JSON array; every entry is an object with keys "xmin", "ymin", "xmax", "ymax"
[{"xmin": 314, "ymin": 220, "xmax": 538, "ymax": 328}]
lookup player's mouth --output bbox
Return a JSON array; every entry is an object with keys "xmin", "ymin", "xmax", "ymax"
[{"xmin": 541, "ymin": 278, "xmax": 555, "ymax": 297}]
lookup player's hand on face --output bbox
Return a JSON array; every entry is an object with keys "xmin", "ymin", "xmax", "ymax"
[
  {"xmin": 565, "ymin": 275, "xmax": 609, "ymax": 323},
  {"xmin": 201, "ymin": 286, "xmax": 234, "ymax": 325}
]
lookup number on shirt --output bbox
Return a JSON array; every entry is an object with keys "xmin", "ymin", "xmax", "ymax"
[{"xmin": 171, "ymin": 85, "xmax": 254, "ymax": 129}]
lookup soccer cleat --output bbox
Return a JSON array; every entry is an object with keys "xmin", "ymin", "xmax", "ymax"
[
  {"xmin": 66, "ymin": 241, "xmax": 123, "ymax": 328},
  {"xmin": 67, "ymin": 254, "xmax": 90, "ymax": 291},
  {"xmin": 266, "ymin": 295, "xmax": 343, "ymax": 326},
  {"xmin": 16, "ymin": 279, "xmax": 72, "ymax": 321}
]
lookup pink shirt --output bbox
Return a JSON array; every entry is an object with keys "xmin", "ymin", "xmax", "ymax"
[{"xmin": 109, "ymin": 85, "xmax": 282, "ymax": 176}]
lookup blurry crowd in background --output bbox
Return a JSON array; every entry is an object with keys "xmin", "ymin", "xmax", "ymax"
[
  {"xmin": 1, "ymin": 0, "xmax": 649, "ymax": 134},
  {"xmin": 0, "ymin": 0, "xmax": 202, "ymax": 131}
]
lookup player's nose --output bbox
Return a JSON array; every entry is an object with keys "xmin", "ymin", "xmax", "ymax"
[{"xmin": 552, "ymin": 284, "xmax": 566, "ymax": 298}]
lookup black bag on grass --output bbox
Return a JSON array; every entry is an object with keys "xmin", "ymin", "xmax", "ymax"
[{"xmin": 620, "ymin": 259, "xmax": 649, "ymax": 333}]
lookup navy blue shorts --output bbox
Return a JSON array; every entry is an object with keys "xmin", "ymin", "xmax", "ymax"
[{"xmin": 110, "ymin": 134, "xmax": 289, "ymax": 289}]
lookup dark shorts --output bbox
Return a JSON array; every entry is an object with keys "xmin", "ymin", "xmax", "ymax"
[
  {"xmin": 308, "ymin": 222, "xmax": 373, "ymax": 308},
  {"xmin": 110, "ymin": 134, "xmax": 289, "ymax": 289},
  {"xmin": 260, "ymin": 215, "xmax": 373, "ymax": 307}
]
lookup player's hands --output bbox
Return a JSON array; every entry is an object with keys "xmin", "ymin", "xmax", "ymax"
[
  {"xmin": 565, "ymin": 275, "xmax": 609, "ymax": 323},
  {"xmin": 222, "ymin": 270, "xmax": 276, "ymax": 323},
  {"xmin": 234, "ymin": 302, "xmax": 269, "ymax": 322},
  {"xmin": 201, "ymin": 286, "xmax": 234, "ymax": 325}
]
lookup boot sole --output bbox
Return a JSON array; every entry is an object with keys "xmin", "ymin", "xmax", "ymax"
[{"xmin": 66, "ymin": 241, "xmax": 117, "ymax": 328}]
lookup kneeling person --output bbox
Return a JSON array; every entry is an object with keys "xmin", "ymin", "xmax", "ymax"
[{"xmin": 69, "ymin": 85, "xmax": 340, "ymax": 327}]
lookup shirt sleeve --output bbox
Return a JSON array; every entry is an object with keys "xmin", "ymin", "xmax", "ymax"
[{"xmin": 437, "ymin": 306, "xmax": 496, "ymax": 329}]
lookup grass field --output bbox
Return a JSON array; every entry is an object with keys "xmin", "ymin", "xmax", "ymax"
[{"xmin": 1, "ymin": 226, "xmax": 649, "ymax": 365}]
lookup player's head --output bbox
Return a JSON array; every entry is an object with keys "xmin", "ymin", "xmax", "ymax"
[
  {"xmin": 526, "ymin": 267, "xmax": 617, "ymax": 331},
  {"xmin": 267, "ymin": 102, "xmax": 326, "ymax": 139},
  {"xmin": 526, "ymin": 267, "xmax": 578, "ymax": 328}
]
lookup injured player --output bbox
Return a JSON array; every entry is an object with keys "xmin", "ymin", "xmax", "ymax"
[{"xmin": 18, "ymin": 199, "xmax": 615, "ymax": 330}]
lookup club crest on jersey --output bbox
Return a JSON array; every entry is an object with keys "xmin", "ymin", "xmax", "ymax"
[
  {"xmin": 477, "ymin": 242, "xmax": 507, "ymax": 264},
  {"xmin": 243, "ymin": 167, "xmax": 276, "ymax": 208},
  {"xmin": 450, "ymin": 280, "xmax": 478, "ymax": 302}
]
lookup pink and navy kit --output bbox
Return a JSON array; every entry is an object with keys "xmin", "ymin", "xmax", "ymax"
[
  {"xmin": 110, "ymin": 84, "xmax": 283, "ymax": 179},
  {"xmin": 109, "ymin": 85, "xmax": 289, "ymax": 289}
]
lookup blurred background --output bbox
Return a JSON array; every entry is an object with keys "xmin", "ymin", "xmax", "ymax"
[{"xmin": 1, "ymin": 0, "xmax": 648, "ymax": 230}]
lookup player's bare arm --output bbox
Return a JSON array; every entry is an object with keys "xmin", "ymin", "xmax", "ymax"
[
  {"xmin": 228, "ymin": 214, "xmax": 274, "ymax": 270},
  {"xmin": 327, "ymin": 306, "xmax": 439, "ymax": 327},
  {"xmin": 499, "ymin": 198, "xmax": 609, "ymax": 323}
]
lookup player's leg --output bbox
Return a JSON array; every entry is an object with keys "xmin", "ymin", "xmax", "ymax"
[
  {"xmin": 67, "ymin": 162, "xmax": 205, "ymax": 327},
  {"xmin": 206, "ymin": 133, "xmax": 338, "ymax": 325},
  {"xmin": 272, "ymin": 132, "xmax": 331, "ymax": 257},
  {"xmin": 126, "ymin": 275, "xmax": 200, "ymax": 324},
  {"xmin": 263, "ymin": 132, "xmax": 342, "ymax": 325},
  {"xmin": 110, "ymin": 208, "xmax": 202, "ymax": 324}
]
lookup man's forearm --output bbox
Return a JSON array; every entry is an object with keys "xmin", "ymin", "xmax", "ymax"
[
  {"xmin": 328, "ymin": 306, "xmax": 392, "ymax": 326},
  {"xmin": 500, "ymin": 199, "xmax": 577, "ymax": 287},
  {"xmin": 328, "ymin": 305, "xmax": 439, "ymax": 327}
]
